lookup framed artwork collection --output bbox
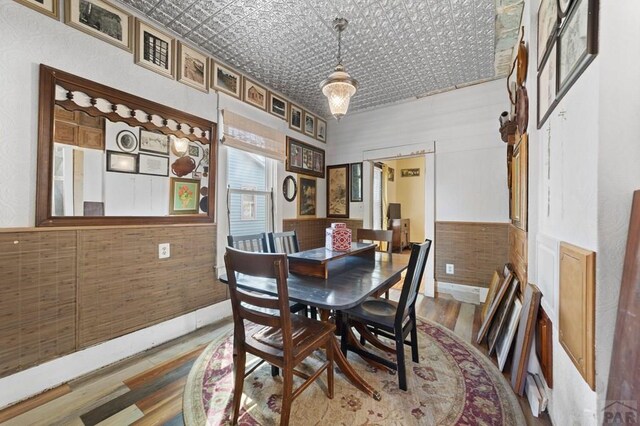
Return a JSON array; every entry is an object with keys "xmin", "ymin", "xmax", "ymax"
[
  {"xmin": 537, "ymin": 0, "xmax": 598, "ymax": 129},
  {"xmin": 134, "ymin": 19, "xmax": 175, "ymax": 79},
  {"xmin": 298, "ymin": 176, "xmax": 317, "ymax": 217},
  {"xmin": 286, "ymin": 137, "xmax": 325, "ymax": 178},
  {"xmin": 64, "ymin": 0, "xmax": 132, "ymax": 51},
  {"xmin": 177, "ymin": 42, "xmax": 208, "ymax": 92},
  {"xmin": 327, "ymin": 164, "xmax": 350, "ymax": 218}
]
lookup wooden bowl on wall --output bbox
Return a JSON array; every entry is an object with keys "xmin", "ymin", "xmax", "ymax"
[{"xmin": 171, "ymin": 156, "xmax": 196, "ymax": 177}]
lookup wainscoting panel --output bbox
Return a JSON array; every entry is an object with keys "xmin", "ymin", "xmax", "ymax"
[
  {"xmin": 0, "ymin": 231, "xmax": 77, "ymax": 377},
  {"xmin": 77, "ymin": 225, "xmax": 223, "ymax": 348},
  {"xmin": 435, "ymin": 222, "xmax": 509, "ymax": 287}
]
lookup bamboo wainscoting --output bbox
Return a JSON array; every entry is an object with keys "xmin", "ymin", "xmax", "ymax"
[{"xmin": 0, "ymin": 224, "xmax": 225, "ymax": 378}]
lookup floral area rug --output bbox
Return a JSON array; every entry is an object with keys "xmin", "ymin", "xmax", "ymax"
[{"xmin": 183, "ymin": 318, "xmax": 525, "ymax": 425}]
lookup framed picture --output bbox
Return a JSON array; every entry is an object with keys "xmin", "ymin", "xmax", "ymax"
[
  {"xmin": 496, "ymin": 298, "xmax": 523, "ymax": 371},
  {"xmin": 477, "ymin": 272, "xmax": 515, "ymax": 344},
  {"xmin": 139, "ymin": 129, "xmax": 169, "ymax": 155},
  {"xmin": 116, "ymin": 130, "xmax": 138, "ymax": 152},
  {"xmin": 211, "ymin": 61, "xmax": 241, "ymax": 98},
  {"xmin": 327, "ymin": 164, "xmax": 350, "ymax": 218},
  {"xmin": 289, "ymin": 103, "xmax": 303, "ymax": 132},
  {"xmin": 64, "ymin": 0, "xmax": 133, "ymax": 51},
  {"xmin": 243, "ymin": 77, "xmax": 267, "ymax": 110},
  {"xmin": 188, "ymin": 144, "xmax": 200, "ymax": 157},
  {"xmin": 106, "ymin": 150, "xmax": 137, "ymax": 174},
  {"xmin": 286, "ymin": 137, "xmax": 324, "ymax": 178},
  {"xmin": 350, "ymin": 162, "xmax": 363, "ymax": 202},
  {"xmin": 268, "ymin": 92, "xmax": 288, "ymax": 120},
  {"xmin": 169, "ymin": 177, "xmax": 200, "ymax": 215},
  {"xmin": 134, "ymin": 19, "xmax": 175, "ymax": 79},
  {"xmin": 316, "ymin": 118, "xmax": 327, "ymax": 143},
  {"xmin": 388, "ymin": 167, "xmax": 395, "ymax": 182},
  {"xmin": 557, "ymin": 0, "xmax": 599, "ymax": 97},
  {"xmin": 558, "ymin": 0, "xmax": 574, "ymax": 17},
  {"xmin": 304, "ymin": 111, "xmax": 316, "ymax": 138},
  {"xmin": 138, "ymin": 153, "xmax": 169, "ymax": 176},
  {"xmin": 177, "ymin": 42, "xmax": 208, "ymax": 92},
  {"xmin": 298, "ymin": 176, "xmax": 317, "ymax": 217},
  {"xmin": 511, "ymin": 134, "xmax": 528, "ymax": 231},
  {"xmin": 488, "ymin": 277, "xmax": 520, "ymax": 355},
  {"xmin": 537, "ymin": 0, "xmax": 558, "ymax": 68},
  {"xmin": 401, "ymin": 168, "xmax": 420, "ymax": 177},
  {"xmin": 14, "ymin": 0, "xmax": 58, "ymax": 19},
  {"xmin": 537, "ymin": 41, "xmax": 558, "ymax": 129}
]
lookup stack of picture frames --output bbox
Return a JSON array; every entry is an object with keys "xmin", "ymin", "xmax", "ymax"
[
  {"xmin": 537, "ymin": 0, "xmax": 599, "ymax": 128},
  {"xmin": 476, "ymin": 264, "xmax": 543, "ymax": 396},
  {"xmin": 14, "ymin": 0, "xmax": 327, "ymax": 143}
]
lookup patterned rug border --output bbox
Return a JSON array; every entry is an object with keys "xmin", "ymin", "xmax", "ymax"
[{"xmin": 182, "ymin": 316, "xmax": 525, "ymax": 425}]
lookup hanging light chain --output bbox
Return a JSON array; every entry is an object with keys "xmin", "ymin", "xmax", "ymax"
[{"xmin": 337, "ymin": 26, "xmax": 342, "ymax": 65}]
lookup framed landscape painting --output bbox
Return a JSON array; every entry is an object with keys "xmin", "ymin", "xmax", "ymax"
[
  {"xmin": 134, "ymin": 19, "xmax": 175, "ymax": 79},
  {"xmin": 269, "ymin": 92, "xmax": 288, "ymax": 120},
  {"xmin": 286, "ymin": 137, "xmax": 324, "ymax": 178},
  {"xmin": 169, "ymin": 178, "xmax": 200, "ymax": 214},
  {"xmin": 139, "ymin": 130, "xmax": 169, "ymax": 155},
  {"xmin": 65, "ymin": 0, "xmax": 133, "ymax": 51},
  {"xmin": 177, "ymin": 42, "xmax": 208, "ymax": 92},
  {"xmin": 243, "ymin": 77, "xmax": 267, "ymax": 110},
  {"xmin": 298, "ymin": 176, "xmax": 317, "ymax": 217},
  {"xmin": 327, "ymin": 164, "xmax": 350, "ymax": 218},
  {"xmin": 211, "ymin": 61, "xmax": 241, "ymax": 98}
]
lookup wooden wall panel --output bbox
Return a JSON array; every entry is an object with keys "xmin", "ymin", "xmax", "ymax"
[
  {"xmin": 508, "ymin": 224, "xmax": 528, "ymax": 292},
  {"xmin": 77, "ymin": 225, "xmax": 224, "ymax": 348},
  {"xmin": 0, "ymin": 231, "xmax": 77, "ymax": 377},
  {"xmin": 435, "ymin": 222, "xmax": 510, "ymax": 287}
]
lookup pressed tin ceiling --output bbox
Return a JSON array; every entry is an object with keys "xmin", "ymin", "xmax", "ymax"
[{"xmin": 116, "ymin": 0, "xmax": 524, "ymax": 118}]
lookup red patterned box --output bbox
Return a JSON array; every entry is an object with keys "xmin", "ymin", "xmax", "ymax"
[{"xmin": 325, "ymin": 226, "xmax": 352, "ymax": 251}]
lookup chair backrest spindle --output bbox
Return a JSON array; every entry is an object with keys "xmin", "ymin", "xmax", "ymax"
[
  {"xmin": 227, "ymin": 233, "xmax": 269, "ymax": 253},
  {"xmin": 268, "ymin": 231, "xmax": 301, "ymax": 254}
]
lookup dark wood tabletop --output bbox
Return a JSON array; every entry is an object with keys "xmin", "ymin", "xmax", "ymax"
[
  {"xmin": 286, "ymin": 242, "xmax": 376, "ymax": 264},
  {"xmin": 221, "ymin": 252, "xmax": 408, "ymax": 310}
]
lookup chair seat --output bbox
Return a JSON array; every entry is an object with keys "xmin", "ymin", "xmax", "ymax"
[
  {"xmin": 343, "ymin": 297, "xmax": 400, "ymax": 329},
  {"xmin": 250, "ymin": 315, "xmax": 335, "ymax": 357}
]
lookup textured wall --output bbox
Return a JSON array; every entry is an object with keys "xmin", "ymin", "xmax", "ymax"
[{"xmin": 435, "ymin": 222, "xmax": 509, "ymax": 287}]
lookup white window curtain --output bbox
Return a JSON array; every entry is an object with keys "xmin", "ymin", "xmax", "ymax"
[{"xmin": 219, "ymin": 109, "xmax": 286, "ymax": 161}]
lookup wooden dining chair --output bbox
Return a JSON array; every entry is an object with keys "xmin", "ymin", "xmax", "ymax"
[
  {"xmin": 340, "ymin": 239, "xmax": 432, "ymax": 391},
  {"xmin": 357, "ymin": 228, "xmax": 394, "ymax": 299},
  {"xmin": 224, "ymin": 247, "xmax": 335, "ymax": 426},
  {"xmin": 227, "ymin": 233, "xmax": 269, "ymax": 253}
]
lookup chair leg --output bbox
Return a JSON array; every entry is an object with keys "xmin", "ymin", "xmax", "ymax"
[
  {"xmin": 232, "ymin": 346, "xmax": 246, "ymax": 425},
  {"xmin": 271, "ymin": 365, "xmax": 279, "ymax": 377},
  {"xmin": 410, "ymin": 314, "xmax": 419, "ymax": 363},
  {"xmin": 310, "ymin": 306, "xmax": 317, "ymax": 319},
  {"xmin": 326, "ymin": 340, "xmax": 334, "ymax": 399},
  {"xmin": 395, "ymin": 332, "xmax": 407, "ymax": 391},
  {"xmin": 280, "ymin": 365, "xmax": 294, "ymax": 426}
]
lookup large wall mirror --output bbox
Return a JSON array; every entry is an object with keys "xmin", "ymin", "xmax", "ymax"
[{"xmin": 36, "ymin": 65, "xmax": 217, "ymax": 226}]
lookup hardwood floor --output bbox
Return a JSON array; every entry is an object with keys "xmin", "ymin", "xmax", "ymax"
[{"xmin": 0, "ymin": 294, "xmax": 551, "ymax": 425}]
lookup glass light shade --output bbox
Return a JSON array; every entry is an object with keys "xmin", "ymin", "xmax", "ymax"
[
  {"xmin": 171, "ymin": 136, "xmax": 189, "ymax": 157},
  {"xmin": 321, "ymin": 66, "xmax": 358, "ymax": 120}
]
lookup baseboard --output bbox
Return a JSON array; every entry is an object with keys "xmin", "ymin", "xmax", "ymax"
[
  {"xmin": 437, "ymin": 281, "xmax": 484, "ymax": 304},
  {"xmin": 0, "ymin": 300, "xmax": 232, "ymax": 410}
]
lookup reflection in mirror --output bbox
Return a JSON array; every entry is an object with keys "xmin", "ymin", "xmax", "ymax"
[
  {"xmin": 36, "ymin": 65, "xmax": 216, "ymax": 226},
  {"xmin": 283, "ymin": 175, "xmax": 297, "ymax": 202},
  {"xmin": 51, "ymin": 107, "xmax": 210, "ymax": 217}
]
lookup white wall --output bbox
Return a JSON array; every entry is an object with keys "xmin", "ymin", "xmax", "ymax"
[{"xmin": 327, "ymin": 78, "xmax": 510, "ymax": 226}]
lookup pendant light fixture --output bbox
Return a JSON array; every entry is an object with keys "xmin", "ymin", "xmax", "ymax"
[{"xmin": 320, "ymin": 18, "xmax": 358, "ymax": 120}]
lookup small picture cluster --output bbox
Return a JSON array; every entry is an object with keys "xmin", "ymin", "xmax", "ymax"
[
  {"xmin": 17, "ymin": 0, "xmax": 328, "ymax": 143},
  {"xmin": 286, "ymin": 137, "xmax": 325, "ymax": 179}
]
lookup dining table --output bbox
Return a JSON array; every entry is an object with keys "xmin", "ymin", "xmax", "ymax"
[{"xmin": 220, "ymin": 243, "xmax": 409, "ymax": 400}]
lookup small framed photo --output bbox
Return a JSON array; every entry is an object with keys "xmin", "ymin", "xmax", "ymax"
[
  {"xmin": 139, "ymin": 129, "xmax": 169, "ymax": 155},
  {"xmin": 64, "ymin": 0, "xmax": 133, "ymax": 51},
  {"xmin": 537, "ymin": 0, "xmax": 558, "ymax": 68},
  {"xmin": 289, "ymin": 103, "xmax": 303, "ymax": 132},
  {"xmin": 177, "ymin": 42, "xmax": 208, "ymax": 92},
  {"xmin": 106, "ymin": 150, "xmax": 137, "ymax": 174},
  {"xmin": 211, "ymin": 61, "xmax": 241, "ymax": 98},
  {"xmin": 243, "ymin": 77, "xmax": 267, "ymax": 110},
  {"xmin": 298, "ymin": 176, "xmax": 317, "ymax": 218},
  {"xmin": 14, "ymin": 0, "xmax": 59, "ymax": 19},
  {"xmin": 350, "ymin": 162, "xmax": 363, "ymax": 202},
  {"xmin": 304, "ymin": 111, "xmax": 316, "ymax": 138},
  {"xmin": 269, "ymin": 92, "xmax": 288, "ymax": 120},
  {"xmin": 116, "ymin": 130, "xmax": 138, "ymax": 152},
  {"xmin": 401, "ymin": 168, "xmax": 420, "ymax": 177},
  {"xmin": 388, "ymin": 167, "xmax": 395, "ymax": 182},
  {"xmin": 138, "ymin": 153, "xmax": 169, "ymax": 176},
  {"xmin": 169, "ymin": 177, "xmax": 200, "ymax": 215},
  {"xmin": 188, "ymin": 144, "xmax": 200, "ymax": 157},
  {"xmin": 316, "ymin": 118, "xmax": 327, "ymax": 142},
  {"xmin": 134, "ymin": 19, "xmax": 175, "ymax": 79}
]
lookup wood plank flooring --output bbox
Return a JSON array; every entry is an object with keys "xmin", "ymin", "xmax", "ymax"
[{"xmin": 0, "ymin": 294, "xmax": 551, "ymax": 425}]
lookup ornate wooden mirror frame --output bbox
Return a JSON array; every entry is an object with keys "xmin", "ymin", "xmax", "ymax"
[{"xmin": 36, "ymin": 64, "xmax": 217, "ymax": 226}]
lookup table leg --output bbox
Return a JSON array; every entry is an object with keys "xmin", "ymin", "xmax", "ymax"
[{"xmin": 319, "ymin": 309, "xmax": 381, "ymax": 401}]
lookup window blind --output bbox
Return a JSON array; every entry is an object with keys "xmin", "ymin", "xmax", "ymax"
[{"xmin": 220, "ymin": 109, "xmax": 285, "ymax": 161}]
